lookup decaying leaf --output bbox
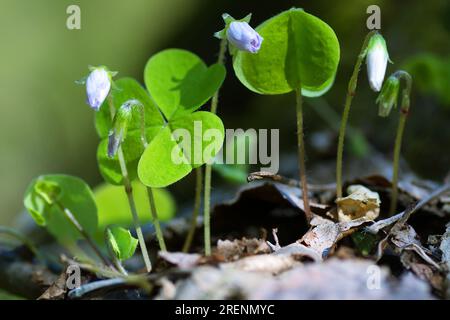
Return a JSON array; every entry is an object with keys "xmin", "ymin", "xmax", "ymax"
[
  {"xmin": 336, "ymin": 185, "xmax": 380, "ymax": 222},
  {"xmin": 215, "ymin": 238, "xmax": 270, "ymax": 261},
  {"xmin": 400, "ymin": 251, "xmax": 445, "ymax": 291},
  {"xmin": 221, "ymin": 254, "xmax": 299, "ymax": 274},
  {"xmin": 301, "ymin": 216, "xmax": 369, "ymax": 257},
  {"xmin": 38, "ymin": 272, "xmax": 67, "ymax": 300},
  {"xmin": 158, "ymin": 252, "xmax": 202, "ymax": 269},
  {"xmin": 440, "ymin": 222, "xmax": 450, "ymax": 297}
]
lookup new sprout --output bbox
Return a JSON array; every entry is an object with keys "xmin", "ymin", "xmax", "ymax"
[
  {"xmin": 336, "ymin": 31, "xmax": 389, "ymax": 199},
  {"xmin": 376, "ymin": 70, "xmax": 412, "ymax": 215}
]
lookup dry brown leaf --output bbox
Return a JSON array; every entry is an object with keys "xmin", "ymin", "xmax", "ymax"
[
  {"xmin": 336, "ymin": 185, "xmax": 380, "ymax": 222},
  {"xmin": 38, "ymin": 272, "xmax": 67, "ymax": 300},
  {"xmin": 440, "ymin": 222, "xmax": 450, "ymax": 297},
  {"xmin": 301, "ymin": 216, "xmax": 369, "ymax": 257},
  {"xmin": 221, "ymin": 254, "xmax": 299, "ymax": 274},
  {"xmin": 215, "ymin": 238, "xmax": 270, "ymax": 261}
]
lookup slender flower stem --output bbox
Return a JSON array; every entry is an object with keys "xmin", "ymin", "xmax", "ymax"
[
  {"xmin": 204, "ymin": 38, "xmax": 227, "ymax": 256},
  {"xmin": 146, "ymin": 187, "xmax": 167, "ymax": 251},
  {"xmin": 54, "ymin": 201, "xmax": 111, "ymax": 267},
  {"xmin": 336, "ymin": 31, "xmax": 377, "ymax": 199},
  {"xmin": 117, "ymin": 147, "xmax": 152, "ymax": 272},
  {"xmin": 183, "ymin": 167, "xmax": 203, "ymax": 252},
  {"xmin": 295, "ymin": 88, "xmax": 312, "ymax": 222},
  {"xmin": 108, "ymin": 96, "xmax": 152, "ymax": 272},
  {"xmin": 134, "ymin": 103, "xmax": 167, "ymax": 252},
  {"xmin": 203, "ymin": 164, "xmax": 213, "ymax": 256},
  {"xmin": 389, "ymin": 71, "xmax": 412, "ymax": 215}
]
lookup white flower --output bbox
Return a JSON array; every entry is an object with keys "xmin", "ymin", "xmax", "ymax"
[
  {"xmin": 366, "ymin": 34, "xmax": 389, "ymax": 92},
  {"xmin": 226, "ymin": 21, "xmax": 263, "ymax": 53},
  {"xmin": 86, "ymin": 68, "xmax": 111, "ymax": 111}
]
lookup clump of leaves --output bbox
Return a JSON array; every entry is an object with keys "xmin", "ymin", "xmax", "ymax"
[{"xmin": 138, "ymin": 49, "xmax": 225, "ymax": 187}]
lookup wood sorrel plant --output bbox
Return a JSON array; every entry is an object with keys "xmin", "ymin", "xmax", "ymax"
[
  {"xmin": 138, "ymin": 49, "xmax": 226, "ymax": 256},
  {"xmin": 376, "ymin": 70, "xmax": 413, "ymax": 215},
  {"xmin": 336, "ymin": 32, "xmax": 390, "ymax": 199},
  {"xmin": 229, "ymin": 8, "xmax": 340, "ymax": 222}
]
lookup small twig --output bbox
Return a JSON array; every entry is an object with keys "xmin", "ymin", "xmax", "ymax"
[
  {"xmin": 67, "ymin": 268, "xmax": 191, "ymax": 299},
  {"xmin": 68, "ymin": 278, "xmax": 128, "ymax": 299},
  {"xmin": 366, "ymin": 182, "xmax": 450, "ymax": 234},
  {"xmin": 266, "ymin": 228, "xmax": 281, "ymax": 252},
  {"xmin": 247, "ymin": 171, "xmax": 336, "ymax": 191}
]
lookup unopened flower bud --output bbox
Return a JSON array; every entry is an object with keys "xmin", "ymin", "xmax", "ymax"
[
  {"xmin": 86, "ymin": 68, "xmax": 111, "ymax": 111},
  {"xmin": 376, "ymin": 75, "xmax": 399, "ymax": 117},
  {"xmin": 366, "ymin": 33, "xmax": 390, "ymax": 92},
  {"xmin": 107, "ymin": 102, "xmax": 133, "ymax": 158},
  {"xmin": 226, "ymin": 21, "xmax": 263, "ymax": 53}
]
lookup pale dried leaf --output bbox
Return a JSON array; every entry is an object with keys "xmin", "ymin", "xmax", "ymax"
[
  {"xmin": 301, "ymin": 216, "xmax": 369, "ymax": 257},
  {"xmin": 215, "ymin": 238, "xmax": 270, "ymax": 261},
  {"xmin": 158, "ymin": 252, "xmax": 201, "ymax": 269},
  {"xmin": 221, "ymin": 254, "xmax": 299, "ymax": 274},
  {"xmin": 336, "ymin": 185, "xmax": 380, "ymax": 222},
  {"xmin": 440, "ymin": 223, "xmax": 450, "ymax": 297},
  {"xmin": 38, "ymin": 272, "xmax": 67, "ymax": 300}
]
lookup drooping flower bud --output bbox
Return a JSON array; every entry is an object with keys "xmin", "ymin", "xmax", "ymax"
[
  {"xmin": 226, "ymin": 21, "xmax": 263, "ymax": 53},
  {"xmin": 366, "ymin": 33, "xmax": 390, "ymax": 92},
  {"xmin": 107, "ymin": 102, "xmax": 133, "ymax": 158},
  {"xmin": 376, "ymin": 75, "xmax": 400, "ymax": 117},
  {"xmin": 86, "ymin": 67, "xmax": 111, "ymax": 111}
]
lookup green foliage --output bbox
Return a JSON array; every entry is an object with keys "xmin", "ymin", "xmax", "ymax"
[
  {"xmin": 94, "ymin": 181, "xmax": 176, "ymax": 232},
  {"xmin": 96, "ymin": 78, "xmax": 165, "ymax": 185},
  {"xmin": 144, "ymin": 49, "xmax": 226, "ymax": 119},
  {"xmin": 138, "ymin": 112, "xmax": 224, "ymax": 187},
  {"xmin": 138, "ymin": 49, "xmax": 226, "ymax": 188},
  {"xmin": 23, "ymin": 175, "xmax": 97, "ymax": 245},
  {"xmin": 232, "ymin": 8, "xmax": 340, "ymax": 97},
  {"xmin": 106, "ymin": 226, "xmax": 138, "ymax": 261},
  {"xmin": 403, "ymin": 54, "xmax": 450, "ymax": 106}
]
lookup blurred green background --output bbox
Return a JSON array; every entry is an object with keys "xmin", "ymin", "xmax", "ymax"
[{"xmin": 0, "ymin": 0, "xmax": 449, "ymax": 226}]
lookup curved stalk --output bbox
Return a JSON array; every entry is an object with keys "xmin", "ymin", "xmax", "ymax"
[
  {"xmin": 204, "ymin": 37, "xmax": 227, "ymax": 256},
  {"xmin": 134, "ymin": 103, "xmax": 167, "ymax": 252},
  {"xmin": 108, "ymin": 96, "xmax": 152, "ymax": 272},
  {"xmin": 336, "ymin": 31, "xmax": 377, "ymax": 199},
  {"xmin": 183, "ymin": 167, "xmax": 203, "ymax": 252},
  {"xmin": 389, "ymin": 71, "xmax": 412, "ymax": 215},
  {"xmin": 295, "ymin": 88, "xmax": 312, "ymax": 222},
  {"xmin": 54, "ymin": 201, "xmax": 112, "ymax": 267}
]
